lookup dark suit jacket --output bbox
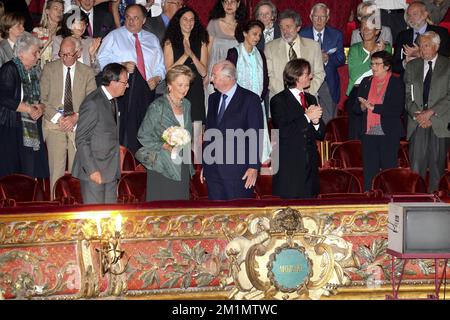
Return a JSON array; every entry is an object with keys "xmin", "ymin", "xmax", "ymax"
[
  {"xmin": 226, "ymin": 47, "xmax": 269, "ymax": 101},
  {"xmin": 143, "ymin": 14, "xmax": 166, "ymax": 45},
  {"xmin": 256, "ymin": 23, "xmax": 281, "ymax": 51},
  {"xmin": 353, "ymin": 75, "xmax": 405, "ymax": 138},
  {"xmin": 203, "ymin": 85, "xmax": 263, "ymax": 182},
  {"xmin": 81, "ymin": 5, "xmax": 115, "ymax": 38},
  {"xmin": 270, "ymin": 89, "xmax": 325, "ymax": 199},
  {"xmin": 72, "ymin": 87, "xmax": 120, "ymax": 184},
  {"xmin": 393, "ymin": 24, "xmax": 450, "ymax": 74},
  {"xmin": 299, "ymin": 25, "xmax": 346, "ymax": 103}
]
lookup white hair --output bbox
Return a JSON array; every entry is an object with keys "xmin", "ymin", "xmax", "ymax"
[
  {"xmin": 62, "ymin": 35, "xmax": 82, "ymax": 51},
  {"xmin": 14, "ymin": 32, "xmax": 41, "ymax": 57},
  {"xmin": 420, "ymin": 31, "xmax": 441, "ymax": 46},
  {"xmin": 215, "ymin": 60, "xmax": 236, "ymax": 80},
  {"xmin": 310, "ymin": 2, "xmax": 330, "ymax": 17}
]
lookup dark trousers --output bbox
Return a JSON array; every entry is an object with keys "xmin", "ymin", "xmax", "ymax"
[
  {"xmin": 380, "ymin": 9, "xmax": 407, "ymax": 44},
  {"xmin": 409, "ymin": 127, "xmax": 448, "ymax": 193},
  {"xmin": 362, "ymin": 134, "xmax": 400, "ymax": 191},
  {"xmin": 80, "ymin": 179, "xmax": 117, "ymax": 204},
  {"xmin": 346, "ymin": 86, "xmax": 363, "ymax": 140},
  {"xmin": 206, "ymin": 178, "xmax": 255, "ymax": 200}
]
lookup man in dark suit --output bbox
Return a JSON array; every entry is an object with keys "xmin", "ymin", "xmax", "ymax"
[
  {"xmin": 393, "ymin": 1, "xmax": 449, "ymax": 75},
  {"xmin": 201, "ymin": 60, "xmax": 264, "ymax": 200},
  {"xmin": 72, "ymin": 63, "xmax": 128, "ymax": 204},
  {"xmin": 143, "ymin": 0, "xmax": 183, "ymax": 44},
  {"xmin": 404, "ymin": 31, "xmax": 450, "ymax": 193},
  {"xmin": 79, "ymin": 0, "xmax": 115, "ymax": 38},
  {"xmin": 270, "ymin": 58, "xmax": 325, "ymax": 199},
  {"xmin": 300, "ymin": 3, "xmax": 345, "ymax": 124}
]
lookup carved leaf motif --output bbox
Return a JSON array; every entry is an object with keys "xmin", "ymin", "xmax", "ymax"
[
  {"xmin": 196, "ymin": 272, "xmax": 215, "ymax": 287},
  {"xmin": 135, "ymin": 252, "xmax": 149, "ymax": 265},
  {"xmin": 161, "ymin": 272, "xmax": 183, "ymax": 288},
  {"xmin": 181, "ymin": 273, "xmax": 192, "ymax": 289},
  {"xmin": 179, "ymin": 242, "xmax": 192, "ymax": 261},
  {"xmin": 418, "ymin": 260, "xmax": 434, "ymax": 276},
  {"xmin": 357, "ymin": 245, "xmax": 374, "ymax": 262},
  {"xmin": 139, "ymin": 269, "xmax": 159, "ymax": 288}
]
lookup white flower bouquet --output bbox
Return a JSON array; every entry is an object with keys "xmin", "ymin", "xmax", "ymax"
[{"xmin": 162, "ymin": 126, "xmax": 191, "ymax": 160}]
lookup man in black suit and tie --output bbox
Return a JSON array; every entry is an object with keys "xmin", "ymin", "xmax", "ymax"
[
  {"xmin": 143, "ymin": 0, "xmax": 183, "ymax": 44},
  {"xmin": 393, "ymin": 1, "xmax": 449, "ymax": 75},
  {"xmin": 72, "ymin": 63, "xmax": 128, "ymax": 204},
  {"xmin": 201, "ymin": 60, "xmax": 264, "ymax": 200},
  {"xmin": 270, "ymin": 58, "xmax": 325, "ymax": 199},
  {"xmin": 79, "ymin": 0, "xmax": 115, "ymax": 38}
]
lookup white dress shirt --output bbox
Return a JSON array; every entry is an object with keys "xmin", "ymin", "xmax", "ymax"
[{"xmin": 423, "ymin": 54, "xmax": 438, "ymax": 80}]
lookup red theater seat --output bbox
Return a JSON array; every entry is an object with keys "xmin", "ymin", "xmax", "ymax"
[
  {"xmin": 329, "ymin": 140, "xmax": 362, "ymax": 168},
  {"xmin": 324, "ymin": 117, "xmax": 349, "ymax": 143},
  {"xmin": 0, "ymin": 174, "xmax": 45, "ymax": 202},
  {"xmin": 372, "ymin": 168, "xmax": 427, "ymax": 194},
  {"xmin": 117, "ymin": 171, "xmax": 147, "ymax": 203},
  {"xmin": 319, "ymin": 169, "xmax": 362, "ymax": 194},
  {"xmin": 189, "ymin": 172, "xmax": 209, "ymax": 200},
  {"xmin": 438, "ymin": 172, "xmax": 450, "ymax": 194},
  {"xmin": 337, "ymin": 65, "xmax": 349, "ymax": 112},
  {"xmin": 343, "ymin": 167, "xmax": 364, "ymax": 190},
  {"xmin": 120, "ymin": 145, "xmax": 136, "ymax": 172},
  {"xmin": 254, "ymin": 174, "xmax": 280, "ymax": 200},
  {"xmin": 135, "ymin": 163, "xmax": 146, "ymax": 172},
  {"xmin": 54, "ymin": 174, "xmax": 83, "ymax": 204},
  {"xmin": 398, "ymin": 141, "xmax": 410, "ymax": 167}
]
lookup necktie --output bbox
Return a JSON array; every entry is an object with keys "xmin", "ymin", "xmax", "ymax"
[
  {"xmin": 414, "ymin": 32, "xmax": 420, "ymax": 45},
  {"xmin": 133, "ymin": 33, "xmax": 146, "ymax": 80},
  {"xmin": 264, "ymin": 28, "xmax": 273, "ymax": 43},
  {"xmin": 64, "ymin": 67, "xmax": 74, "ymax": 115},
  {"xmin": 288, "ymin": 42, "xmax": 297, "ymax": 61},
  {"xmin": 111, "ymin": 98, "xmax": 117, "ymax": 122},
  {"xmin": 317, "ymin": 32, "xmax": 323, "ymax": 49},
  {"xmin": 299, "ymin": 91, "xmax": 307, "ymax": 110},
  {"xmin": 217, "ymin": 94, "xmax": 227, "ymax": 123},
  {"xmin": 86, "ymin": 12, "xmax": 93, "ymax": 37},
  {"xmin": 423, "ymin": 61, "xmax": 433, "ymax": 109}
]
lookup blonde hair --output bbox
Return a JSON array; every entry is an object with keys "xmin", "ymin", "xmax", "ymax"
[
  {"xmin": 39, "ymin": 0, "xmax": 64, "ymax": 29},
  {"xmin": 166, "ymin": 65, "xmax": 194, "ymax": 85}
]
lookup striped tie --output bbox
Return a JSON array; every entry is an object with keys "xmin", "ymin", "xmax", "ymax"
[{"xmin": 288, "ymin": 42, "xmax": 297, "ymax": 61}]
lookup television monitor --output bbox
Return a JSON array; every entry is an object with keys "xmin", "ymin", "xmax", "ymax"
[{"xmin": 388, "ymin": 202, "xmax": 450, "ymax": 254}]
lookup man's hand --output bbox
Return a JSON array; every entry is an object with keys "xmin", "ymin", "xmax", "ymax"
[
  {"xmin": 123, "ymin": 61, "xmax": 136, "ymax": 73},
  {"xmin": 90, "ymin": 171, "xmax": 102, "ymax": 184},
  {"xmin": 415, "ymin": 109, "xmax": 434, "ymax": 127},
  {"xmin": 306, "ymin": 105, "xmax": 323, "ymax": 124},
  {"xmin": 242, "ymin": 168, "xmax": 258, "ymax": 189},
  {"xmin": 147, "ymin": 76, "xmax": 161, "ymax": 90},
  {"xmin": 321, "ymin": 52, "xmax": 329, "ymax": 64},
  {"xmin": 59, "ymin": 113, "xmax": 78, "ymax": 132},
  {"xmin": 200, "ymin": 169, "xmax": 205, "ymax": 184},
  {"xmin": 403, "ymin": 44, "xmax": 420, "ymax": 58}
]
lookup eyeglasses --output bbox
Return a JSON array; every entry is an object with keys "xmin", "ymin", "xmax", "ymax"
[
  {"xmin": 370, "ymin": 62, "xmax": 384, "ymax": 66},
  {"xmin": 117, "ymin": 80, "xmax": 128, "ymax": 86},
  {"xmin": 58, "ymin": 51, "xmax": 77, "ymax": 59},
  {"xmin": 312, "ymin": 15, "xmax": 328, "ymax": 20}
]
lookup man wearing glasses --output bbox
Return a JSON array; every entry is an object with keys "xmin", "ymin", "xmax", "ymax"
[
  {"xmin": 72, "ymin": 63, "xmax": 129, "ymax": 204},
  {"xmin": 143, "ymin": 0, "xmax": 184, "ymax": 44},
  {"xmin": 300, "ymin": 2, "xmax": 345, "ymax": 124},
  {"xmin": 97, "ymin": 3, "xmax": 165, "ymax": 153},
  {"xmin": 40, "ymin": 36, "xmax": 97, "ymax": 199}
]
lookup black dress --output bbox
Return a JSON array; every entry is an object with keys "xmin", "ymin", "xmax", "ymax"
[
  {"xmin": 0, "ymin": 61, "xmax": 49, "ymax": 178},
  {"xmin": 172, "ymin": 39, "xmax": 205, "ymax": 123}
]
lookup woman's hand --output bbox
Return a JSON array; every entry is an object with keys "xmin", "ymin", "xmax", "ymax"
[
  {"xmin": 162, "ymin": 143, "xmax": 173, "ymax": 152},
  {"xmin": 358, "ymin": 97, "xmax": 374, "ymax": 111},
  {"xmin": 29, "ymin": 104, "xmax": 43, "ymax": 120},
  {"xmin": 183, "ymin": 38, "xmax": 193, "ymax": 58},
  {"xmin": 89, "ymin": 37, "xmax": 102, "ymax": 58}
]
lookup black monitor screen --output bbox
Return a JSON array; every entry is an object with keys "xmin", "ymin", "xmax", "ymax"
[{"xmin": 405, "ymin": 208, "xmax": 450, "ymax": 253}]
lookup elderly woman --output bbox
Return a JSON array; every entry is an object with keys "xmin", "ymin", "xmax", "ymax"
[
  {"xmin": 346, "ymin": 17, "xmax": 392, "ymax": 140},
  {"xmin": 226, "ymin": 19, "xmax": 271, "ymax": 163},
  {"xmin": 354, "ymin": 51, "xmax": 404, "ymax": 191},
  {"xmin": 0, "ymin": 12, "xmax": 26, "ymax": 67},
  {"xmin": 51, "ymin": 10, "xmax": 101, "ymax": 71},
  {"xmin": 136, "ymin": 65, "xmax": 195, "ymax": 201},
  {"xmin": 270, "ymin": 58, "xmax": 325, "ymax": 199},
  {"xmin": 0, "ymin": 33, "xmax": 49, "ymax": 178},
  {"xmin": 32, "ymin": 0, "xmax": 64, "ymax": 68},
  {"xmin": 254, "ymin": 0, "xmax": 280, "ymax": 51}
]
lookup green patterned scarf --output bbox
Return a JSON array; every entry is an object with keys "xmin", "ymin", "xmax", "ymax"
[{"xmin": 12, "ymin": 57, "xmax": 41, "ymax": 151}]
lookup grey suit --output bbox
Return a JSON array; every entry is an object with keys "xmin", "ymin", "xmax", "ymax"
[
  {"xmin": 405, "ymin": 55, "xmax": 450, "ymax": 192},
  {"xmin": 143, "ymin": 14, "xmax": 166, "ymax": 45},
  {"xmin": 0, "ymin": 39, "xmax": 14, "ymax": 67},
  {"xmin": 72, "ymin": 87, "xmax": 120, "ymax": 203}
]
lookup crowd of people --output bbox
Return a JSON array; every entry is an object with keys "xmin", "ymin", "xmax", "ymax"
[{"xmin": 0, "ymin": 0, "xmax": 449, "ymax": 204}]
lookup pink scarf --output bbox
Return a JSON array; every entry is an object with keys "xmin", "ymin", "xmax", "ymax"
[{"xmin": 366, "ymin": 71, "xmax": 391, "ymax": 133}]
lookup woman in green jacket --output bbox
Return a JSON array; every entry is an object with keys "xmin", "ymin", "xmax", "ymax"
[
  {"xmin": 136, "ymin": 65, "xmax": 195, "ymax": 201},
  {"xmin": 346, "ymin": 17, "xmax": 392, "ymax": 140}
]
